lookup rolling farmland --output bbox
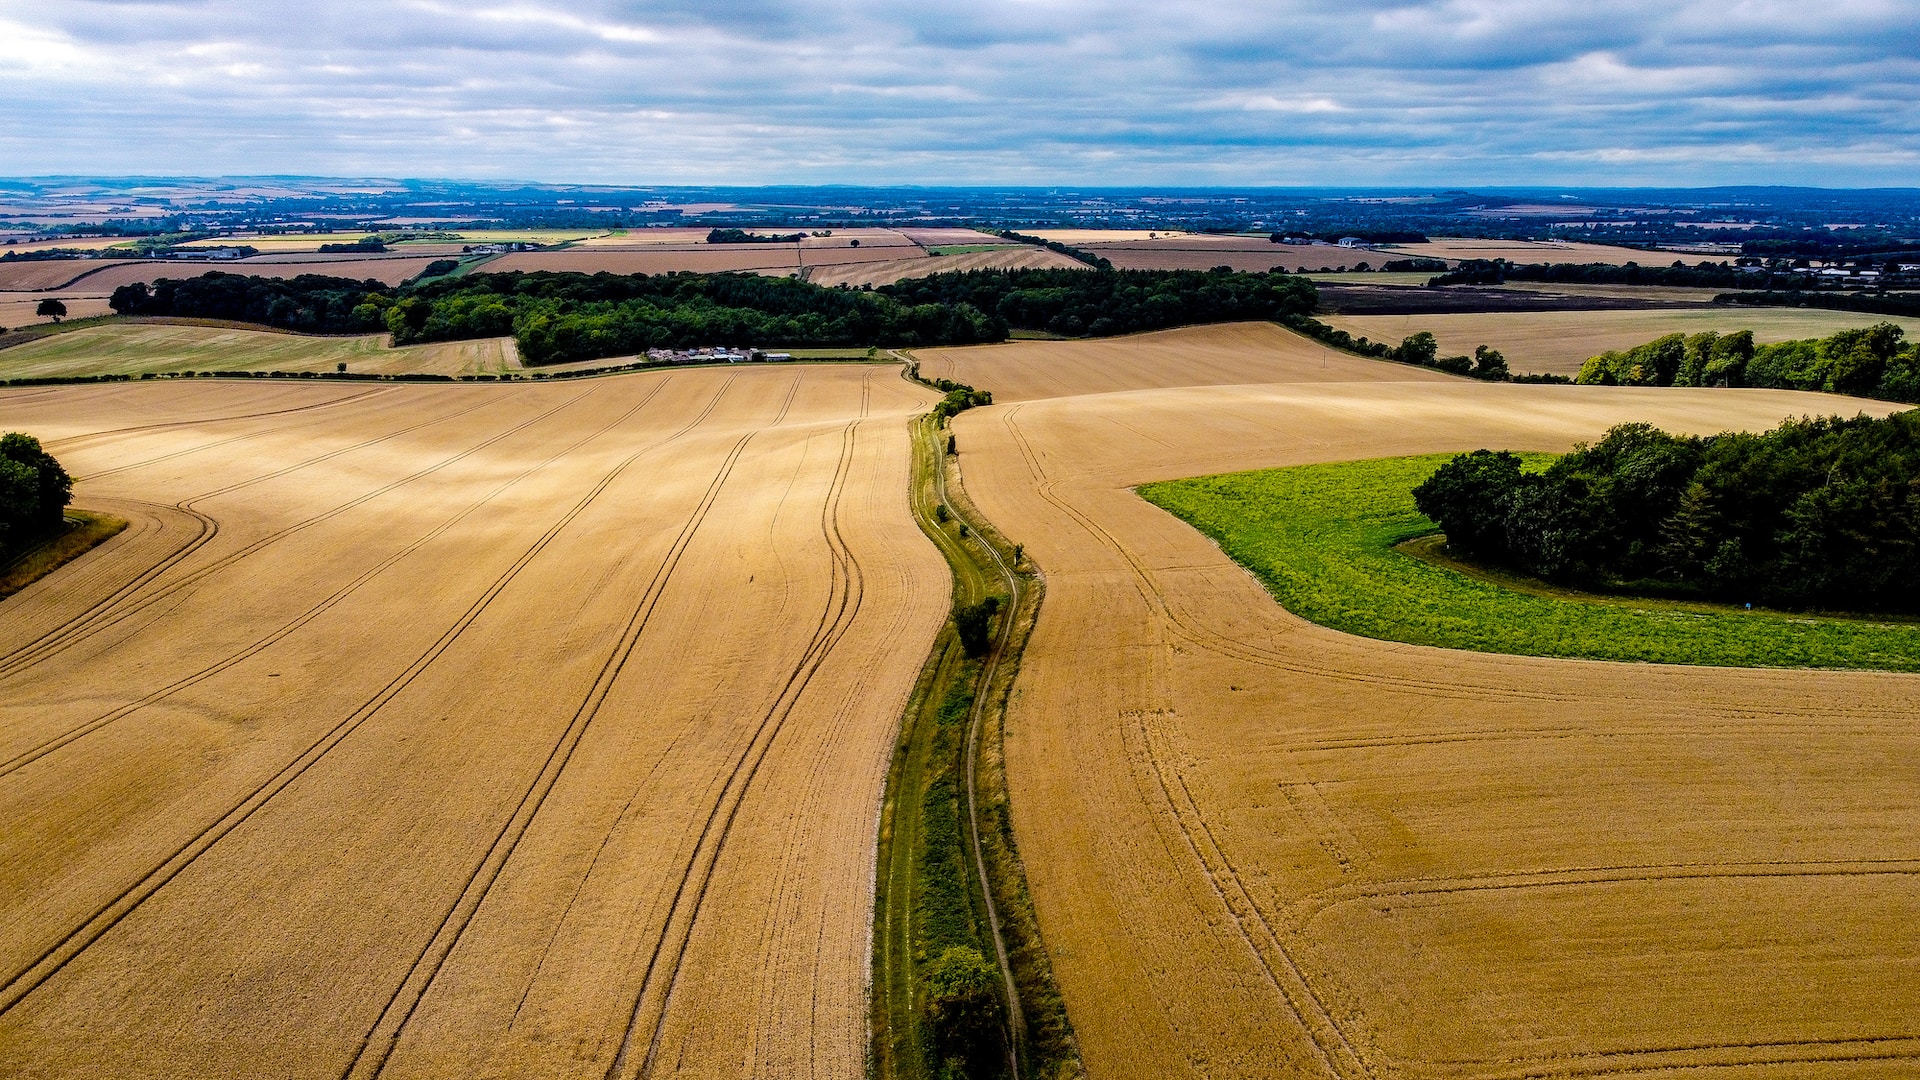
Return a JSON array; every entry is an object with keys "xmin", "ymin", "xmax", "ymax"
[
  {"xmin": 1322, "ymin": 308, "xmax": 1920, "ymax": 375},
  {"xmin": 0, "ymin": 365, "xmax": 947, "ymax": 1078},
  {"xmin": 941, "ymin": 329, "xmax": 1920, "ymax": 1079}
]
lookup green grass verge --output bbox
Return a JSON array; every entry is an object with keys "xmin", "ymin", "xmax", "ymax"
[
  {"xmin": 1138, "ymin": 454, "xmax": 1920, "ymax": 671},
  {"xmin": 873, "ymin": 409, "xmax": 1082, "ymax": 1080},
  {"xmin": 1, "ymin": 511, "xmax": 128, "ymax": 602}
]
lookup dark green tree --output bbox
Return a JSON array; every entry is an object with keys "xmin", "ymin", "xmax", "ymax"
[{"xmin": 35, "ymin": 298, "xmax": 66, "ymax": 323}]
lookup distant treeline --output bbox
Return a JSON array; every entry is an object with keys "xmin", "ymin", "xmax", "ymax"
[
  {"xmin": 1428, "ymin": 259, "xmax": 1794, "ymax": 289},
  {"xmin": 1575, "ymin": 323, "xmax": 1919, "ymax": 404},
  {"xmin": 1413, "ymin": 413, "xmax": 1920, "ymax": 613},
  {"xmin": 317, "ymin": 240, "xmax": 386, "ymax": 253},
  {"xmin": 392, "ymin": 272, "xmax": 1006, "ymax": 363},
  {"xmin": 886, "ymin": 267, "xmax": 1313, "ymax": 338},
  {"xmin": 706, "ymin": 228, "xmax": 805, "ymax": 244}
]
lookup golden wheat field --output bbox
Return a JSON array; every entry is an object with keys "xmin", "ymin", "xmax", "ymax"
[
  {"xmin": 70, "ymin": 257, "xmax": 448, "ymax": 291},
  {"xmin": 941, "ymin": 326, "xmax": 1920, "ymax": 1079},
  {"xmin": 0, "ymin": 365, "xmax": 948, "ymax": 1078},
  {"xmin": 1322, "ymin": 308, "xmax": 1920, "ymax": 375}
]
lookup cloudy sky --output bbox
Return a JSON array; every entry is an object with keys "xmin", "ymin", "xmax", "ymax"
[{"xmin": 1, "ymin": 0, "xmax": 1915, "ymax": 186}]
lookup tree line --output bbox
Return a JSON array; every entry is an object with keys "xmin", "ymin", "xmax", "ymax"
[
  {"xmin": 1428, "ymin": 259, "xmax": 1794, "ymax": 289},
  {"xmin": 1413, "ymin": 412, "xmax": 1920, "ymax": 614},
  {"xmin": 1575, "ymin": 323, "xmax": 1920, "ymax": 404}
]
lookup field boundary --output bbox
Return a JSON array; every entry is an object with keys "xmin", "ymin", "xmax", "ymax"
[
  {"xmin": 873, "ymin": 375, "xmax": 1082, "ymax": 1079},
  {"xmin": 0, "ymin": 511, "xmax": 128, "ymax": 603}
]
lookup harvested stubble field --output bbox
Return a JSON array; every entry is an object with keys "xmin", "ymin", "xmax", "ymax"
[
  {"xmin": 943, "ymin": 328, "xmax": 1920, "ymax": 1079},
  {"xmin": 1322, "ymin": 308, "xmax": 1920, "ymax": 375},
  {"xmin": 916, "ymin": 321, "xmax": 1425, "ymax": 402},
  {"xmin": 0, "ymin": 364, "xmax": 948, "ymax": 1078},
  {"xmin": 807, "ymin": 246, "xmax": 1085, "ymax": 288},
  {"xmin": 0, "ymin": 323, "xmax": 522, "ymax": 379}
]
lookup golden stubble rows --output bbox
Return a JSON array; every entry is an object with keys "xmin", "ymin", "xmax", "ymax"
[
  {"xmin": 0, "ymin": 365, "xmax": 948, "ymax": 1079},
  {"xmin": 942, "ymin": 327, "xmax": 1920, "ymax": 1080}
]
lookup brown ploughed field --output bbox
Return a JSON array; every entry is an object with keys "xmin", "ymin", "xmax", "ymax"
[
  {"xmin": 0, "ymin": 365, "xmax": 947, "ymax": 1078},
  {"xmin": 0, "ymin": 260, "xmax": 139, "ymax": 292},
  {"xmin": 943, "ymin": 327, "xmax": 1920, "ymax": 1079}
]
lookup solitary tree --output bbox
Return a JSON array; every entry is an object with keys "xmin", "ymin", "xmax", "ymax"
[{"xmin": 35, "ymin": 298, "xmax": 66, "ymax": 323}]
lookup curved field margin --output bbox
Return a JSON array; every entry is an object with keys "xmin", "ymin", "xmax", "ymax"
[{"xmin": 1140, "ymin": 453, "xmax": 1920, "ymax": 671}]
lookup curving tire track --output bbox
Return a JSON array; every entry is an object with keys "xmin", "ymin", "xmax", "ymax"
[
  {"xmin": 0, "ymin": 375, "xmax": 734, "ymax": 1023},
  {"xmin": 41, "ymin": 386, "xmax": 394, "ymax": 452}
]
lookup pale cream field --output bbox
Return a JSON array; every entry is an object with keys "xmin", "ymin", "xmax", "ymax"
[
  {"xmin": 1322, "ymin": 308, "xmax": 1920, "ymax": 375},
  {"xmin": 1369, "ymin": 237, "xmax": 1717, "ymax": 266},
  {"xmin": 71, "ymin": 257, "xmax": 447, "ymax": 290},
  {"xmin": 940, "ymin": 326, "xmax": 1920, "ymax": 1079},
  {"xmin": 0, "ymin": 365, "xmax": 948, "ymax": 1078},
  {"xmin": 0, "ymin": 295, "xmax": 114, "ymax": 328},
  {"xmin": 0, "ymin": 323, "xmax": 522, "ymax": 379}
]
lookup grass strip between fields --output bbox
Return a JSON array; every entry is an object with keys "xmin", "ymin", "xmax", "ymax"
[
  {"xmin": 873, "ymin": 404, "xmax": 1082, "ymax": 1080},
  {"xmin": 0, "ymin": 511, "xmax": 128, "ymax": 602},
  {"xmin": 1139, "ymin": 454, "xmax": 1920, "ymax": 671}
]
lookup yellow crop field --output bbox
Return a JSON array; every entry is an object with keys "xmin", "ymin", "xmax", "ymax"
[
  {"xmin": 937, "ymin": 325, "xmax": 1920, "ymax": 1079},
  {"xmin": 0, "ymin": 365, "xmax": 947, "ymax": 1077},
  {"xmin": 1322, "ymin": 308, "xmax": 1920, "ymax": 375}
]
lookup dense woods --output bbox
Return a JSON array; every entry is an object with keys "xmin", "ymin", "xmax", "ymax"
[
  {"xmin": 1575, "ymin": 323, "xmax": 1920, "ymax": 403},
  {"xmin": 1413, "ymin": 413, "xmax": 1920, "ymax": 613},
  {"xmin": 109, "ymin": 273, "xmax": 390, "ymax": 333},
  {"xmin": 0, "ymin": 433, "xmax": 73, "ymax": 553},
  {"xmin": 883, "ymin": 266, "xmax": 1316, "ymax": 338}
]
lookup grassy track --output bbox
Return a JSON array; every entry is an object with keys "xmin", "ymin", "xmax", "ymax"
[
  {"xmin": 873, "ymin": 400, "xmax": 1082, "ymax": 1080},
  {"xmin": 1140, "ymin": 454, "xmax": 1920, "ymax": 671},
  {"xmin": 0, "ymin": 511, "xmax": 128, "ymax": 602}
]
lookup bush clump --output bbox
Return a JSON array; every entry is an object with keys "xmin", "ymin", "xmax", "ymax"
[{"xmin": 1576, "ymin": 323, "xmax": 1920, "ymax": 404}]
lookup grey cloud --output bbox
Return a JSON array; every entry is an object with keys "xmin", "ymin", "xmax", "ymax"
[{"xmin": 0, "ymin": 0, "xmax": 1914, "ymax": 184}]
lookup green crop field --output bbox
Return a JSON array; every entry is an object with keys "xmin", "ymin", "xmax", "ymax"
[{"xmin": 1139, "ymin": 454, "xmax": 1920, "ymax": 670}]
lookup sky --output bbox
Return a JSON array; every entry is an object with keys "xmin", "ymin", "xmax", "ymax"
[{"xmin": 1, "ymin": 1, "xmax": 1916, "ymax": 187}]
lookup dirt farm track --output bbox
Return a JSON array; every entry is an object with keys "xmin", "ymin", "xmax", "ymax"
[
  {"xmin": 0, "ymin": 367, "xmax": 947, "ymax": 1078},
  {"xmin": 942, "ymin": 329, "xmax": 1920, "ymax": 1079}
]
